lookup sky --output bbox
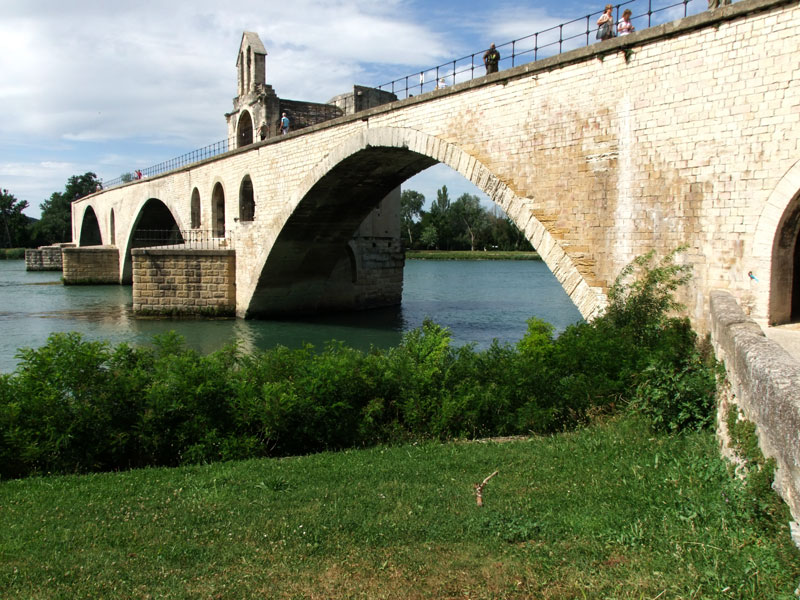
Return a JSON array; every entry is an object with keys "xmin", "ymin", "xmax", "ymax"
[{"xmin": 0, "ymin": 0, "xmax": 702, "ymax": 218}]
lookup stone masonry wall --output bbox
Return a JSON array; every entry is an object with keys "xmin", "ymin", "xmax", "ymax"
[
  {"xmin": 25, "ymin": 245, "xmax": 72, "ymax": 271},
  {"xmin": 279, "ymin": 99, "xmax": 343, "ymax": 132},
  {"xmin": 710, "ymin": 290, "xmax": 800, "ymax": 547},
  {"xmin": 73, "ymin": 0, "xmax": 800, "ymax": 327},
  {"xmin": 131, "ymin": 249, "xmax": 236, "ymax": 316},
  {"xmin": 62, "ymin": 247, "xmax": 120, "ymax": 284}
]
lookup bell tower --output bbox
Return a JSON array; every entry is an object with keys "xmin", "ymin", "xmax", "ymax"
[{"xmin": 225, "ymin": 32, "xmax": 280, "ymax": 147}]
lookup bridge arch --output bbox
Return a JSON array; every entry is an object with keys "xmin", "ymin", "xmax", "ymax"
[
  {"xmin": 239, "ymin": 175, "xmax": 255, "ymax": 222},
  {"xmin": 756, "ymin": 159, "xmax": 800, "ymax": 325},
  {"xmin": 79, "ymin": 205, "xmax": 102, "ymax": 246},
  {"xmin": 120, "ymin": 197, "xmax": 183, "ymax": 284},
  {"xmin": 211, "ymin": 181, "xmax": 226, "ymax": 237},
  {"xmin": 244, "ymin": 126, "xmax": 602, "ymax": 319},
  {"xmin": 190, "ymin": 188, "xmax": 201, "ymax": 228},
  {"xmin": 236, "ymin": 110, "xmax": 253, "ymax": 148},
  {"xmin": 109, "ymin": 209, "xmax": 116, "ymax": 245}
]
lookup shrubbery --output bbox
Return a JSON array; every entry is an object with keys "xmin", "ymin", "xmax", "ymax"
[{"xmin": 0, "ymin": 249, "xmax": 719, "ymax": 478}]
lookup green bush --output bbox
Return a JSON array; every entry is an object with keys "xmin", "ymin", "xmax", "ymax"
[{"xmin": 0, "ymin": 249, "xmax": 717, "ymax": 478}]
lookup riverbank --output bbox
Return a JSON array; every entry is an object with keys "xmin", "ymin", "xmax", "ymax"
[
  {"xmin": 1, "ymin": 415, "xmax": 796, "ymax": 599},
  {"xmin": 406, "ymin": 250, "xmax": 541, "ymax": 260},
  {"xmin": 0, "ymin": 249, "xmax": 25, "ymax": 259}
]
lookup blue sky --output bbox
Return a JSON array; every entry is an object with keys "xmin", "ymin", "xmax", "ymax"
[{"xmin": 0, "ymin": 0, "xmax": 704, "ymax": 218}]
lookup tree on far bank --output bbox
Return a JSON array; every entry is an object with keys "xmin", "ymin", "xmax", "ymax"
[
  {"xmin": 0, "ymin": 189, "xmax": 31, "ymax": 248},
  {"xmin": 34, "ymin": 172, "xmax": 101, "ymax": 245},
  {"xmin": 400, "ymin": 189, "xmax": 425, "ymax": 246},
  {"xmin": 451, "ymin": 193, "xmax": 487, "ymax": 251}
]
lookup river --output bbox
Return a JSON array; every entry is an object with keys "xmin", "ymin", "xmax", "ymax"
[{"xmin": 0, "ymin": 258, "xmax": 583, "ymax": 374}]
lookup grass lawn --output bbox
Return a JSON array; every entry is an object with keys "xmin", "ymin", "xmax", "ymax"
[
  {"xmin": 405, "ymin": 250, "xmax": 541, "ymax": 260},
  {"xmin": 1, "ymin": 416, "xmax": 798, "ymax": 599}
]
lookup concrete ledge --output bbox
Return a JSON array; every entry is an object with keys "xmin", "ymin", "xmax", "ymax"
[{"xmin": 710, "ymin": 290, "xmax": 800, "ymax": 545}]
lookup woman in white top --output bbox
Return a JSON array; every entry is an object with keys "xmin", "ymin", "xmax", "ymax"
[{"xmin": 617, "ymin": 9, "xmax": 635, "ymax": 35}]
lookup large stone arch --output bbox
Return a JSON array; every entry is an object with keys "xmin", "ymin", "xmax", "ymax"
[
  {"xmin": 242, "ymin": 127, "xmax": 602, "ymax": 319},
  {"xmin": 78, "ymin": 205, "xmax": 102, "ymax": 246},
  {"xmin": 120, "ymin": 197, "xmax": 183, "ymax": 284},
  {"xmin": 754, "ymin": 159, "xmax": 800, "ymax": 325}
]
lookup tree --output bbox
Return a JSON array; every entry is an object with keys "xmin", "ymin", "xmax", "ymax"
[
  {"xmin": 35, "ymin": 172, "xmax": 101, "ymax": 244},
  {"xmin": 429, "ymin": 186, "xmax": 453, "ymax": 250},
  {"xmin": 420, "ymin": 223, "xmax": 438, "ymax": 249},
  {"xmin": 0, "ymin": 189, "xmax": 30, "ymax": 248},
  {"xmin": 400, "ymin": 189, "xmax": 425, "ymax": 247},
  {"xmin": 451, "ymin": 193, "xmax": 487, "ymax": 251}
]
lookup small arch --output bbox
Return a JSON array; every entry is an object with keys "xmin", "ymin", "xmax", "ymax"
[
  {"xmin": 191, "ymin": 188, "xmax": 201, "ymax": 228},
  {"xmin": 769, "ymin": 190, "xmax": 800, "ymax": 324},
  {"xmin": 212, "ymin": 182, "xmax": 226, "ymax": 237},
  {"xmin": 110, "ymin": 209, "xmax": 116, "ymax": 245},
  {"xmin": 237, "ymin": 110, "xmax": 253, "ymax": 148},
  {"xmin": 239, "ymin": 175, "xmax": 255, "ymax": 222},
  {"xmin": 121, "ymin": 197, "xmax": 183, "ymax": 283},
  {"xmin": 79, "ymin": 205, "xmax": 102, "ymax": 246}
]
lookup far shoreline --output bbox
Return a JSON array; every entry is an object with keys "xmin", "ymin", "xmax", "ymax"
[{"xmin": 405, "ymin": 250, "xmax": 541, "ymax": 261}]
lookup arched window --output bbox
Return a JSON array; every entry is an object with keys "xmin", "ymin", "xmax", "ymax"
[
  {"xmin": 237, "ymin": 110, "xmax": 253, "ymax": 148},
  {"xmin": 239, "ymin": 175, "xmax": 255, "ymax": 222},
  {"xmin": 212, "ymin": 183, "xmax": 226, "ymax": 238},
  {"xmin": 110, "ymin": 209, "xmax": 116, "ymax": 245},
  {"xmin": 190, "ymin": 188, "xmax": 201, "ymax": 229}
]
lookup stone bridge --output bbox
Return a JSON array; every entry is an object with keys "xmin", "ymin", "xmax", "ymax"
[
  {"xmin": 71, "ymin": 0, "xmax": 799, "ymax": 329},
  {"xmin": 64, "ymin": 0, "xmax": 800, "ymax": 539}
]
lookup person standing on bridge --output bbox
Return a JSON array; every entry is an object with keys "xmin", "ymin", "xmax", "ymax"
[
  {"xmin": 483, "ymin": 43, "xmax": 500, "ymax": 75},
  {"xmin": 280, "ymin": 113, "xmax": 290, "ymax": 135},
  {"xmin": 596, "ymin": 5, "xmax": 615, "ymax": 40},
  {"xmin": 259, "ymin": 121, "xmax": 268, "ymax": 141},
  {"xmin": 617, "ymin": 9, "xmax": 634, "ymax": 35}
]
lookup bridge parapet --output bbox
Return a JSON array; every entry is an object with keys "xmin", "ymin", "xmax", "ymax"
[{"xmin": 711, "ymin": 290, "xmax": 800, "ymax": 547}]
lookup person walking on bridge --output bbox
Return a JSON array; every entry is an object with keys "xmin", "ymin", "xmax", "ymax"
[
  {"xmin": 596, "ymin": 5, "xmax": 615, "ymax": 40},
  {"xmin": 280, "ymin": 112, "xmax": 290, "ymax": 135},
  {"xmin": 483, "ymin": 43, "xmax": 500, "ymax": 75}
]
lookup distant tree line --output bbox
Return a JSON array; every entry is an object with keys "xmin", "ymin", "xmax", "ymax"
[
  {"xmin": 401, "ymin": 186, "xmax": 533, "ymax": 251},
  {"xmin": 0, "ymin": 172, "xmax": 101, "ymax": 249}
]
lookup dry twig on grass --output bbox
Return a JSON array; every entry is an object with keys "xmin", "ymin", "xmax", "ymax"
[{"xmin": 474, "ymin": 470, "xmax": 498, "ymax": 507}]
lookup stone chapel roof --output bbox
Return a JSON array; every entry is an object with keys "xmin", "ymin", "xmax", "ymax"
[{"xmin": 238, "ymin": 31, "xmax": 267, "ymax": 62}]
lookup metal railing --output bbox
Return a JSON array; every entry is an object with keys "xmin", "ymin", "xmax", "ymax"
[
  {"xmin": 102, "ymin": 0, "xmax": 706, "ymax": 191},
  {"xmin": 132, "ymin": 229, "xmax": 235, "ymax": 250},
  {"xmin": 378, "ymin": 0, "xmax": 701, "ymax": 98},
  {"xmin": 103, "ymin": 138, "xmax": 233, "ymax": 189}
]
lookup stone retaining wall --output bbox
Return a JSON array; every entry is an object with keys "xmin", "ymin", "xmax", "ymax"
[
  {"xmin": 709, "ymin": 290, "xmax": 800, "ymax": 546},
  {"xmin": 25, "ymin": 244, "xmax": 73, "ymax": 271},
  {"xmin": 132, "ymin": 248, "xmax": 236, "ymax": 316},
  {"xmin": 62, "ymin": 246, "xmax": 120, "ymax": 284}
]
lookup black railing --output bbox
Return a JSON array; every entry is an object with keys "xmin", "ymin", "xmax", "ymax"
[
  {"xmin": 103, "ymin": 138, "xmax": 234, "ymax": 189},
  {"xmin": 132, "ymin": 229, "xmax": 235, "ymax": 250},
  {"xmin": 102, "ymin": 0, "xmax": 706, "ymax": 191},
  {"xmin": 378, "ymin": 0, "xmax": 700, "ymax": 98}
]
